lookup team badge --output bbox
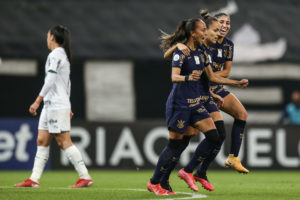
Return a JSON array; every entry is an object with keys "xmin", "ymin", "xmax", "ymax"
[
  {"xmin": 173, "ymin": 54, "xmax": 180, "ymax": 61},
  {"xmin": 197, "ymin": 108, "xmax": 206, "ymax": 113},
  {"xmin": 177, "ymin": 120, "xmax": 185, "ymax": 129}
]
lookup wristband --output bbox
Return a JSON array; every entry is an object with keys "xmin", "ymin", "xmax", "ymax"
[{"xmin": 185, "ymin": 75, "xmax": 189, "ymax": 82}]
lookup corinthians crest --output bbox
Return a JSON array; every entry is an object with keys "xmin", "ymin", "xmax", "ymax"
[{"xmin": 177, "ymin": 120, "xmax": 185, "ymax": 129}]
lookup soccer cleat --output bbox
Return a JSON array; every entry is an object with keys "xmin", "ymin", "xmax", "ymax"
[
  {"xmin": 194, "ymin": 173, "xmax": 214, "ymax": 191},
  {"xmin": 15, "ymin": 179, "xmax": 40, "ymax": 188},
  {"xmin": 225, "ymin": 154, "xmax": 249, "ymax": 174},
  {"xmin": 147, "ymin": 181, "xmax": 168, "ymax": 196},
  {"xmin": 160, "ymin": 180, "xmax": 176, "ymax": 195},
  {"xmin": 70, "ymin": 178, "xmax": 93, "ymax": 188},
  {"xmin": 178, "ymin": 169, "xmax": 198, "ymax": 192}
]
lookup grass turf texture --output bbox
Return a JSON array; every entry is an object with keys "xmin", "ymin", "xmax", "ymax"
[{"xmin": 0, "ymin": 170, "xmax": 299, "ymax": 200}]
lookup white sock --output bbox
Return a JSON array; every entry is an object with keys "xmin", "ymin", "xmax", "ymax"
[
  {"xmin": 30, "ymin": 146, "xmax": 50, "ymax": 183},
  {"xmin": 64, "ymin": 145, "xmax": 91, "ymax": 180}
]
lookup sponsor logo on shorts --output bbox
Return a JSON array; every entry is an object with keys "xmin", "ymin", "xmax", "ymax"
[
  {"xmin": 197, "ymin": 108, "xmax": 206, "ymax": 113},
  {"xmin": 49, "ymin": 119, "xmax": 58, "ymax": 124},
  {"xmin": 177, "ymin": 120, "xmax": 185, "ymax": 129}
]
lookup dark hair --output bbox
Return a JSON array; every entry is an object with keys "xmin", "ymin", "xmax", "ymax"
[
  {"xmin": 49, "ymin": 25, "xmax": 72, "ymax": 63},
  {"xmin": 214, "ymin": 12, "xmax": 230, "ymax": 19},
  {"xmin": 200, "ymin": 9, "xmax": 218, "ymax": 28},
  {"xmin": 160, "ymin": 18, "xmax": 201, "ymax": 51}
]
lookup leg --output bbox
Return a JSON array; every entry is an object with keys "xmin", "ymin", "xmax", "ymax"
[
  {"xmin": 221, "ymin": 94, "xmax": 249, "ymax": 173},
  {"xmin": 54, "ymin": 132, "xmax": 92, "ymax": 182},
  {"xmin": 160, "ymin": 126, "xmax": 196, "ymax": 189},
  {"xmin": 30, "ymin": 130, "xmax": 53, "ymax": 183},
  {"xmin": 221, "ymin": 93, "xmax": 247, "ymax": 156}
]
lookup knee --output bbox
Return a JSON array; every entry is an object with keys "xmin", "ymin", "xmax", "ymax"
[
  {"xmin": 36, "ymin": 137, "xmax": 48, "ymax": 146},
  {"xmin": 204, "ymin": 129, "xmax": 219, "ymax": 145},
  {"xmin": 236, "ymin": 110, "xmax": 248, "ymax": 120}
]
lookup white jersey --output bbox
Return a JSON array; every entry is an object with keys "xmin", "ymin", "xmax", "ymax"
[{"xmin": 43, "ymin": 47, "xmax": 71, "ymax": 110}]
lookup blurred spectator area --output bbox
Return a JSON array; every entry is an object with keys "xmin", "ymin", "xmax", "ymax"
[{"xmin": 0, "ymin": 0, "xmax": 300, "ymax": 124}]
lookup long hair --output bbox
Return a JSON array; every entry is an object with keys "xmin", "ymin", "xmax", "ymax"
[
  {"xmin": 200, "ymin": 9, "xmax": 218, "ymax": 28},
  {"xmin": 49, "ymin": 25, "xmax": 72, "ymax": 63},
  {"xmin": 160, "ymin": 18, "xmax": 200, "ymax": 51}
]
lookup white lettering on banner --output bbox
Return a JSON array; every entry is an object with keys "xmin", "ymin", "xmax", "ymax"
[
  {"xmin": 61, "ymin": 127, "xmax": 92, "ymax": 166},
  {"xmin": 248, "ymin": 128, "xmax": 272, "ymax": 167},
  {"xmin": 0, "ymin": 131, "xmax": 15, "ymax": 161},
  {"xmin": 143, "ymin": 127, "xmax": 169, "ymax": 165},
  {"xmin": 96, "ymin": 127, "xmax": 106, "ymax": 166},
  {"xmin": 276, "ymin": 129, "xmax": 299, "ymax": 167},
  {"xmin": 15, "ymin": 124, "xmax": 32, "ymax": 162},
  {"xmin": 109, "ymin": 127, "xmax": 143, "ymax": 166}
]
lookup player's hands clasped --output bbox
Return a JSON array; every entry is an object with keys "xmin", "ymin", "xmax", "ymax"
[
  {"xmin": 237, "ymin": 79, "xmax": 249, "ymax": 88},
  {"xmin": 188, "ymin": 71, "xmax": 201, "ymax": 81}
]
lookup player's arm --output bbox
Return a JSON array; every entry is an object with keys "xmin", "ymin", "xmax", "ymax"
[
  {"xmin": 164, "ymin": 43, "xmax": 190, "ymax": 60},
  {"xmin": 214, "ymin": 61, "xmax": 232, "ymax": 78},
  {"xmin": 171, "ymin": 67, "xmax": 200, "ymax": 82},
  {"xmin": 210, "ymin": 88, "xmax": 224, "ymax": 108},
  {"xmin": 204, "ymin": 64, "xmax": 248, "ymax": 88}
]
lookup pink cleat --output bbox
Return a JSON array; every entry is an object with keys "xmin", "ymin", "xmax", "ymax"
[{"xmin": 178, "ymin": 169, "xmax": 198, "ymax": 192}]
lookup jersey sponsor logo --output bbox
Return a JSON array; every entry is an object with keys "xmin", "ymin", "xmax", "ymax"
[
  {"xmin": 217, "ymin": 49, "xmax": 223, "ymax": 58},
  {"xmin": 177, "ymin": 120, "xmax": 185, "ymax": 129},
  {"xmin": 194, "ymin": 56, "xmax": 200, "ymax": 64},
  {"xmin": 173, "ymin": 54, "xmax": 180, "ymax": 61}
]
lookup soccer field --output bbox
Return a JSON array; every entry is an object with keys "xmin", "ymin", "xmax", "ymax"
[{"xmin": 1, "ymin": 170, "xmax": 299, "ymax": 200}]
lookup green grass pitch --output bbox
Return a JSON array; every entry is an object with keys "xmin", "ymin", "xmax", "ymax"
[{"xmin": 1, "ymin": 170, "xmax": 299, "ymax": 200}]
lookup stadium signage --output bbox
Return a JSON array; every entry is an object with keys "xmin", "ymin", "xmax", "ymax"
[{"xmin": 51, "ymin": 122, "xmax": 300, "ymax": 170}]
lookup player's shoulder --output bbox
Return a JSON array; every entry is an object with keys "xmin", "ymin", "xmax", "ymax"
[
  {"xmin": 224, "ymin": 37, "xmax": 234, "ymax": 46},
  {"xmin": 172, "ymin": 49, "xmax": 185, "ymax": 61},
  {"xmin": 49, "ymin": 47, "xmax": 66, "ymax": 59}
]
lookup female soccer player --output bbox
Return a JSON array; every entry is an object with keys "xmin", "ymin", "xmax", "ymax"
[
  {"xmin": 162, "ymin": 10, "xmax": 249, "ymax": 192},
  {"xmin": 15, "ymin": 25, "xmax": 93, "ymax": 188},
  {"xmin": 147, "ymin": 18, "xmax": 248, "ymax": 196}
]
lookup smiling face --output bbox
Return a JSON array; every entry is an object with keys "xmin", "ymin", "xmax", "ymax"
[
  {"xmin": 217, "ymin": 15, "xmax": 231, "ymax": 37},
  {"xmin": 206, "ymin": 20, "xmax": 221, "ymax": 44}
]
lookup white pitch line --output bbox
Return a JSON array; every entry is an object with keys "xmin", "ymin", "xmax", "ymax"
[{"xmin": 0, "ymin": 186, "xmax": 207, "ymax": 199}]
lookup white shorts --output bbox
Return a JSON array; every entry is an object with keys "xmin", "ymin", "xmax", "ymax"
[{"xmin": 38, "ymin": 108, "xmax": 71, "ymax": 133}]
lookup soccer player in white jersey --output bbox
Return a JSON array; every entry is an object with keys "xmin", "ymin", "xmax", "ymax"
[{"xmin": 15, "ymin": 25, "xmax": 93, "ymax": 188}]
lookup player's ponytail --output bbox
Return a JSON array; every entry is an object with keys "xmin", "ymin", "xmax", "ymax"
[
  {"xmin": 200, "ymin": 9, "xmax": 218, "ymax": 28},
  {"xmin": 160, "ymin": 18, "xmax": 200, "ymax": 51},
  {"xmin": 49, "ymin": 25, "xmax": 72, "ymax": 63}
]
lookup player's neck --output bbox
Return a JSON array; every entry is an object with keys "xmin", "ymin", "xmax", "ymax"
[
  {"xmin": 50, "ymin": 43, "xmax": 61, "ymax": 51},
  {"xmin": 186, "ymin": 39, "xmax": 197, "ymax": 51},
  {"xmin": 217, "ymin": 37, "xmax": 224, "ymax": 44},
  {"xmin": 204, "ymin": 39, "xmax": 211, "ymax": 49}
]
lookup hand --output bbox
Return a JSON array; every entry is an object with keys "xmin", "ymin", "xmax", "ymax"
[
  {"xmin": 29, "ymin": 102, "xmax": 40, "ymax": 116},
  {"xmin": 70, "ymin": 110, "xmax": 74, "ymax": 119},
  {"xmin": 188, "ymin": 71, "xmax": 201, "ymax": 81},
  {"xmin": 237, "ymin": 79, "xmax": 249, "ymax": 88},
  {"xmin": 177, "ymin": 43, "xmax": 190, "ymax": 56},
  {"xmin": 212, "ymin": 95, "xmax": 224, "ymax": 108}
]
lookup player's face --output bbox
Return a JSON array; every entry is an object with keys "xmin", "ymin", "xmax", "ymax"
[
  {"xmin": 192, "ymin": 20, "xmax": 207, "ymax": 44},
  {"xmin": 218, "ymin": 15, "xmax": 230, "ymax": 37},
  {"xmin": 47, "ymin": 31, "xmax": 55, "ymax": 50},
  {"xmin": 206, "ymin": 21, "xmax": 221, "ymax": 44}
]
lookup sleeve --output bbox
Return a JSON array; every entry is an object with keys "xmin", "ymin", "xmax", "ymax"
[
  {"xmin": 48, "ymin": 52, "xmax": 62, "ymax": 73},
  {"xmin": 172, "ymin": 50, "xmax": 185, "ymax": 68},
  {"xmin": 39, "ymin": 72, "xmax": 57, "ymax": 97},
  {"xmin": 225, "ymin": 42, "xmax": 234, "ymax": 61}
]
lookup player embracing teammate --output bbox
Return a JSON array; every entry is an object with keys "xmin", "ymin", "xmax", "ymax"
[{"xmin": 147, "ymin": 10, "xmax": 249, "ymax": 196}]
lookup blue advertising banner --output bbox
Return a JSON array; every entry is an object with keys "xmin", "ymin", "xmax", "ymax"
[{"xmin": 0, "ymin": 119, "xmax": 51, "ymax": 170}]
